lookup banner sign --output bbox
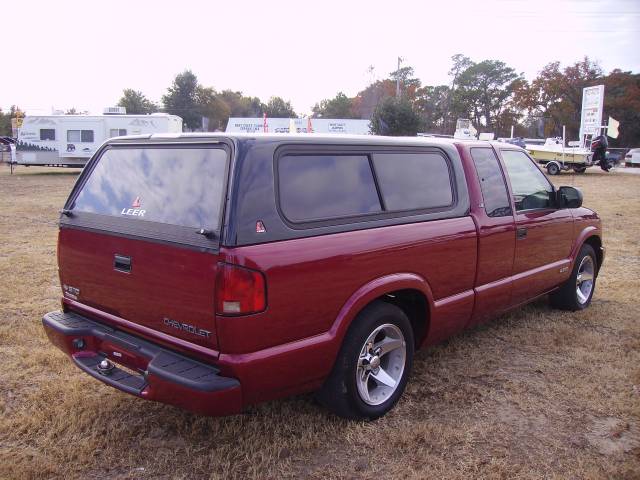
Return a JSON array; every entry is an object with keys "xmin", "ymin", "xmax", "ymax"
[
  {"xmin": 226, "ymin": 118, "xmax": 371, "ymax": 135},
  {"xmin": 580, "ymin": 85, "xmax": 605, "ymax": 139}
]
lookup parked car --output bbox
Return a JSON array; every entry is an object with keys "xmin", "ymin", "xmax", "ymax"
[
  {"xmin": 625, "ymin": 148, "xmax": 640, "ymax": 167},
  {"xmin": 43, "ymin": 134, "xmax": 604, "ymax": 419}
]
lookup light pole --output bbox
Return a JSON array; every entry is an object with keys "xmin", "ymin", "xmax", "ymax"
[{"xmin": 396, "ymin": 56, "xmax": 403, "ymax": 97}]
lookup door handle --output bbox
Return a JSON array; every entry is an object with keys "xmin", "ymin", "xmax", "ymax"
[
  {"xmin": 516, "ymin": 227, "xmax": 527, "ymax": 240},
  {"xmin": 114, "ymin": 254, "xmax": 132, "ymax": 273}
]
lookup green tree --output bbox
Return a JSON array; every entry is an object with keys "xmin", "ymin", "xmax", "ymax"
[
  {"xmin": 370, "ymin": 97, "xmax": 422, "ymax": 136},
  {"xmin": 352, "ymin": 80, "xmax": 397, "ymax": 119},
  {"xmin": 514, "ymin": 57, "xmax": 603, "ymax": 139},
  {"xmin": 0, "ymin": 108, "xmax": 10, "ymax": 136},
  {"xmin": 452, "ymin": 59, "xmax": 522, "ymax": 136},
  {"xmin": 118, "ymin": 89, "xmax": 157, "ymax": 114},
  {"xmin": 197, "ymin": 86, "xmax": 231, "ymax": 131},
  {"xmin": 263, "ymin": 97, "xmax": 296, "ymax": 118},
  {"xmin": 312, "ymin": 92, "xmax": 358, "ymax": 118},
  {"xmin": 219, "ymin": 90, "xmax": 263, "ymax": 117},
  {"xmin": 603, "ymin": 69, "xmax": 640, "ymax": 147},
  {"xmin": 414, "ymin": 85, "xmax": 450, "ymax": 133},
  {"xmin": 389, "ymin": 65, "xmax": 421, "ymax": 97},
  {"xmin": 444, "ymin": 54, "xmax": 474, "ymax": 131},
  {"xmin": 162, "ymin": 70, "xmax": 201, "ymax": 130}
]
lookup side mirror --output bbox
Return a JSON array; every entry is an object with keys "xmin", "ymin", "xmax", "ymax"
[{"xmin": 556, "ymin": 186, "xmax": 583, "ymax": 209}]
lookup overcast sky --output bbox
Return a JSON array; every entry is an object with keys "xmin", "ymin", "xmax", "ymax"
[{"xmin": 2, "ymin": 0, "xmax": 638, "ymax": 116}]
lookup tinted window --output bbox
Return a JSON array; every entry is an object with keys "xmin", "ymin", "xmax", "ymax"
[
  {"xmin": 40, "ymin": 129, "xmax": 55, "ymax": 141},
  {"xmin": 81, "ymin": 130, "xmax": 94, "ymax": 142},
  {"xmin": 67, "ymin": 130, "xmax": 80, "ymax": 142},
  {"xmin": 278, "ymin": 154, "xmax": 382, "ymax": 222},
  {"xmin": 372, "ymin": 153, "xmax": 452, "ymax": 211},
  {"xmin": 72, "ymin": 147, "xmax": 228, "ymax": 230},
  {"xmin": 67, "ymin": 130, "xmax": 94, "ymax": 142},
  {"xmin": 501, "ymin": 150, "xmax": 554, "ymax": 211},
  {"xmin": 470, "ymin": 148, "xmax": 512, "ymax": 217}
]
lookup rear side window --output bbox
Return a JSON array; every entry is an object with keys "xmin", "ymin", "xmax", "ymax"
[
  {"xmin": 72, "ymin": 147, "xmax": 228, "ymax": 230},
  {"xmin": 372, "ymin": 153, "xmax": 452, "ymax": 210},
  {"xmin": 470, "ymin": 148, "xmax": 512, "ymax": 217},
  {"xmin": 278, "ymin": 155, "xmax": 382, "ymax": 222}
]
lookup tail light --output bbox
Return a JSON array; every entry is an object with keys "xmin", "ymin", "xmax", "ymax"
[{"xmin": 215, "ymin": 263, "xmax": 266, "ymax": 315}]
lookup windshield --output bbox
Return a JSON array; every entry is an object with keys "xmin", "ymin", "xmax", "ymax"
[{"xmin": 71, "ymin": 146, "xmax": 228, "ymax": 230}]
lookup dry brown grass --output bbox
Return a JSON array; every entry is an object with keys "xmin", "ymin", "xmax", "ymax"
[{"xmin": 1, "ymin": 164, "xmax": 639, "ymax": 480}]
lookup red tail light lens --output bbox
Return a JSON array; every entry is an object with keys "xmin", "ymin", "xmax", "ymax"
[{"xmin": 216, "ymin": 263, "xmax": 266, "ymax": 315}]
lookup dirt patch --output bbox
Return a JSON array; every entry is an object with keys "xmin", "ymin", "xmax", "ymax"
[{"xmin": 586, "ymin": 417, "xmax": 640, "ymax": 456}]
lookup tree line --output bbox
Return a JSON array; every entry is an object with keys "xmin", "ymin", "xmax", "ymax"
[{"xmin": 2, "ymin": 55, "xmax": 638, "ymax": 146}]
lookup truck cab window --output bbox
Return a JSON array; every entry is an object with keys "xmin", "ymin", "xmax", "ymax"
[
  {"xmin": 501, "ymin": 150, "xmax": 554, "ymax": 211},
  {"xmin": 470, "ymin": 148, "xmax": 512, "ymax": 217}
]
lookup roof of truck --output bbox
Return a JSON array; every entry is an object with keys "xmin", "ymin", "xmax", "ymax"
[{"xmin": 106, "ymin": 132, "xmax": 521, "ymax": 150}]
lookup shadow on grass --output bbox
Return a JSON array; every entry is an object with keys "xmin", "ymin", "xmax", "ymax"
[{"xmin": 4, "ymin": 167, "xmax": 82, "ymax": 176}]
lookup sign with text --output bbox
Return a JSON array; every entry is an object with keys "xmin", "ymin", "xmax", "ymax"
[
  {"xmin": 226, "ymin": 118, "xmax": 371, "ymax": 135},
  {"xmin": 580, "ymin": 85, "xmax": 605, "ymax": 139}
]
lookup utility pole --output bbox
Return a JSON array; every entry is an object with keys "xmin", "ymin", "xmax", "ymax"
[{"xmin": 396, "ymin": 56, "xmax": 403, "ymax": 97}]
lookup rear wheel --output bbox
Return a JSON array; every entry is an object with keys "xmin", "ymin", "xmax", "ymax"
[
  {"xmin": 546, "ymin": 162, "xmax": 560, "ymax": 175},
  {"xmin": 316, "ymin": 301, "xmax": 414, "ymax": 420},
  {"xmin": 550, "ymin": 244, "xmax": 597, "ymax": 310}
]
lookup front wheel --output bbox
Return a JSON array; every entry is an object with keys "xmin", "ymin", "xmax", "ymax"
[
  {"xmin": 316, "ymin": 301, "xmax": 414, "ymax": 420},
  {"xmin": 546, "ymin": 162, "xmax": 560, "ymax": 175},
  {"xmin": 572, "ymin": 165, "xmax": 587, "ymax": 173},
  {"xmin": 550, "ymin": 244, "xmax": 597, "ymax": 310}
]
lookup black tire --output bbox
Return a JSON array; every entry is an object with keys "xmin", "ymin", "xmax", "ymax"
[
  {"xmin": 572, "ymin": 166, "xmax": 587, "ymax": 173},
  {"xmin": 316, "ymin": 301, "xmax": 414, "ymax": 420},
  {"xmin": 550, "ymin": 244, "xmax": 597, "ymax": 311},
  {"xmin": 547, "ymin": 163, "xmax": 560, "ymax": 175}
]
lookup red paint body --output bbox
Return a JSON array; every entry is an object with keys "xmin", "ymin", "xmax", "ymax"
[{"xmin": 45, "ymin": 138, "xmax": 604, "ymax": 415}]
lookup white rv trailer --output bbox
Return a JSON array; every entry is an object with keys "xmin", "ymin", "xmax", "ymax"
[{"xmin": 16, "ymin": 108, "xmax": 182, "ymax": 167}]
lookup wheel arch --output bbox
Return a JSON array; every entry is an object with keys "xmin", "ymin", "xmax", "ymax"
[
  {"xmin": 572, "ymin": 227, "xmax": 603, "ymax": 274},
  {"xmin": 329, "ymin": 273, "xmax": 434, "ymax": 350}
]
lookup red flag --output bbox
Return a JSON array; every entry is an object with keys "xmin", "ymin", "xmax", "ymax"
[
  {"xmin": 263, "ymin": 113, "xmax": 268, "ymax": 133},
  {"xmin": 307, "ymin": 117, "xmax": 313, "ymax": 134}
]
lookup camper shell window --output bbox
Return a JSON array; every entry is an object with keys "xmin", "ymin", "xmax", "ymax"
[
  {"xmin": 67, "ymin": 130, "xmax": 95, "ymax": 143},
  {"xmin": 71, "ymin": 146, "xmax": 229, "ymax": 231},
  {"xmin": 40, "ymin": 129, "xmax": 56, "ymax": 141}
]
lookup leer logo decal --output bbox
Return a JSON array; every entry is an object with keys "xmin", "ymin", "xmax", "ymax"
[{"xmin": 121, "ymin": 196, "xmax": 146, "ymax": 217}]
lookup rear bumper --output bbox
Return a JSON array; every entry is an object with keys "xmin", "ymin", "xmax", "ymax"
[{"xmin": 42, "ymin": 310, "xmax": 243, "ymax": 416}]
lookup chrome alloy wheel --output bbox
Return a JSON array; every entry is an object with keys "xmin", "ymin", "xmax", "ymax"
[
  {"xmin": 576, "ymin": 255, "xmax": 595, "ymax": 305},
  {"xmin": 356, "ymin": 323, "xmax": 406, "ymax": 406}
]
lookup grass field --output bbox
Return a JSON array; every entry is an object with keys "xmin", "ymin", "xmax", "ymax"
[{"xmin": 1, "ymin": 164, "xmax": 639, "ymax": 479}]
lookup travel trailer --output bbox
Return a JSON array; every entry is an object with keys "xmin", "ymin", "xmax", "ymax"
[{"xmin": 16, "ymin": 108, "xmax": 182, "ymax": 167}]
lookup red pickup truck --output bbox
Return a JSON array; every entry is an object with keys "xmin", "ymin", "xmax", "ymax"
[{"xmin": 43, "ymin": 134, "xmax": 604, "ymax": 419}]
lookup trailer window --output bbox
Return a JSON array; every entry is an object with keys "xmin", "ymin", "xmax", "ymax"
[
  {"xmin": 110, "ymin": 129, "xmax": 127, "ymax": 138},
  {"xmin": 40, "ymin": 129, "xmax": 55, "ymax": 141},
  {"xmin": 72, "ymin": 147, "xmax": 228, "ymax": 230},
  {"xmin": 67, "ymin": 130, "xmax": 95, "ymax": 143}
]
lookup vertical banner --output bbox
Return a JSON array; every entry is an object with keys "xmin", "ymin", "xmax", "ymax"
[{"xmin": 579, "ymin": 85, "xmax": 605, "ymax": 139}]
